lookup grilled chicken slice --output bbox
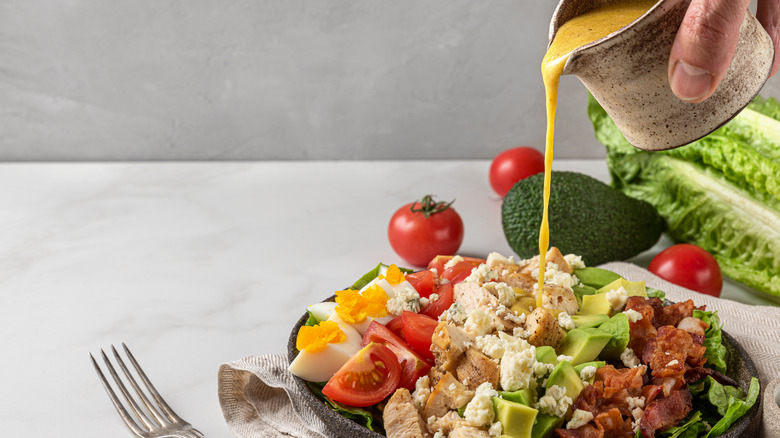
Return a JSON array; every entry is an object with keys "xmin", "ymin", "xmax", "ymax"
[
  {"xmin": 427, "ymin": 411, "xmax": 466, "ymax": 437},
  {"xmin": 431, "ymin": 322, "xmax": 475, "ymax": 375},
  {"xmin": 456, "ymin": 347, "xmax": 500, "ymax": 390},
  {"xmin": 449, "ymin": 424, "xmax": 491, "ymax": 438},
  {"xmin": 384, "ymin": 388, "xmax": 431, "ymax": 438},
  {"xmin": 423, "ymin": 372, "xmax": 474, "ymax": 420},
  {"xmin": 540, "ymin": 283, "xmax": 579, "ymax": 315},
  {"xmin": 524, "ymin": 307, "xmax": 565, "ymax": 348},
  {"xmin": 518, "ymin": 247, "xmax": 572, "ymax": 276},
  {"xmin": 454, "ymin": 283, "xmax": 522, "ymax": 332}
]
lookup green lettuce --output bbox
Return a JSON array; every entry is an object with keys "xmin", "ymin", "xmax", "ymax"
[
  {"xmin": 588, "ymin": 94, "xmax": 780, "ymax": 298},
  {"xmin": 306, "ymin": 381, "xmax": 383, "ymax": 434},
  {"xmin": 692, "ymin": 310, "xmax": 728, "ymax": 373}
]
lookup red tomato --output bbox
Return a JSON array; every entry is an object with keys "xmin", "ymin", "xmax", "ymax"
[
  {"xmin": 405, "ymin": 270, "xmax": 435, "ymax": 298},
  {"xmin": 322, "ymin": 343, "xmax": 401, "ymax": 407},
  {"xmin": 388, "ymin": 196, "xmax": 464, "ymax": 267},
  {"xmin": 489, "ymin": 146, "xmax": 545, "ymax": 197},
  {"xmin": 362, "ymin": 321, "xmax": 431, "ymax": 390},
  {"xmin": 400, "ymin": 311, "xmax": 438, "ymax": 363},
  {"xmin": 420, "ymin": 282, "xmax": 454, "ymax": 319},
  {"xmin": 385, "ymin": 315, "xmax": 405, "ymax": 339},
  {"xmin": 648, "ymin": 244, "xmax": 723, "ymax": 297},
  {"xmin": 428, "ymin": 256, "xmax": 486, "ymax": 285}
]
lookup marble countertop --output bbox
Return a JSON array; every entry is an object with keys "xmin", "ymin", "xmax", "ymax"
[{"xmin": 1, "ymin": 160, "xmax": 775, "ymax": 437}]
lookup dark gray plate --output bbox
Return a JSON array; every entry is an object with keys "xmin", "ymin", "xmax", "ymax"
[{"xmin": 286, "ymin": 308, "xmax": 762, "ymax": 437}]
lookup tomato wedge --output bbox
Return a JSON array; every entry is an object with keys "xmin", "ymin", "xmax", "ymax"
[
  {"xmin": 405, "ymin": 270, "xmax": 435, "ymax": 298},
  {"xmin": 322, "ymin": 343, "xmax": 401, "ymax": 407},
  {"xmin": 385, "ymin": 315, "xmax": 405, "ymax": 340},
  {"xmin": 362, "ymin": 321, "xmax": 431, "ymax": 390},
  {"xmin": 420, "ymin": 282, "xmax": 454, "ymax": 320},
  {"xmin": 427, "ymin": 256, "xmax": 485, "ymax": 285},
  {"xmin": 400, "ymin": 311, "xmax": 438, "ymax": 363}
]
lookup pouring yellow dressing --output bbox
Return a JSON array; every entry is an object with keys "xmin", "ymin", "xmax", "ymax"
[{"xmin": 537, "ymin": 0, "xmax": 656, "ymax": 306}]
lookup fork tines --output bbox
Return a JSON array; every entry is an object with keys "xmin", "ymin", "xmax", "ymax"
[{"xmin": 90, "ymin": 343, "xmax": 196, "ymax": 438}]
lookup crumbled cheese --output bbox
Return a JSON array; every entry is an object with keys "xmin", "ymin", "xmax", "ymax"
[
  {"xmin": 433, "ymin": 432, "xmax": 445, "ymax": 438},
  {"xmin": 533, "ymin": 361, "xmax": 555, "ymax": 378},
  {"xmin": 543, "ymin": 262, "xmax": 579, "ymax": 289},
  {"xmin": 627, "ymin": 396, "xmax": 646, "ymax": 410},
  {"xmin": 480, "ymin": 282, "xmax": 517, "ymax": 308},
  {"xmin": 564, "ymin": 254, "xmax": 586, "ymax": 270},
  {"xmin": 513, "ymin": 326, "xmax": 530, "ymax": 339},
  {"xmin": 606, "ymin": 286, "xmax": 629, "ymax": 311},
  {"xmin": 464, "ymin": 308, "xmax": 493, "ymax": 336},
  {"xmin": 506, "ymin": 311, "xmax": 526, "ymax": 325},
  {"xmin": 444, "ymin": 255, "xmax": 464, "ymax": 270},
  {"xmin": 487, "ymin": 252, "xmax": 516, "ymax": 266},
  {"xmin": 429, "ymin": 268, "xmax": 438, "ymax": 276},
  {"xmin": 579, "ymin": 365, "xmax": 597, "ymax": 382},
  {"xmin": 419, "ymin": 297, "xmax": 429, "ymax": 307},
  {"xmin": 386, "ymin": 287, "xmax": 421, "ymax": 315},
  {"xmin": 558, "ymin": 311, "xmax": 576, "ymax": 330},
  {"xmin": 488, "ymin": 422, "xmax": 503, "ymax": 437},
  {"xmin": 621, "ymin": 347, "xmax": 641, "ymax": 368},
  {"xmin": 667, "ymin": 359, "xmax": 679, "ymax": 367},
  {"xmin": 476, "ymin": 332, "xmax": 530, "ymax": 360},
  {"xmin": 537, "ymin": 385, "xmax": 572, "ymax": 417},
  {"xmin": 428, "ymin": 293, "xmax": 439, "ymax": 303},
  {"xmin": 500, "ymin": 346, "xmax": 537, "ymax": 391},
  {"xmin": 632, "ymin": 407, "xmax": 644, "ymax": 421},
  {"xmin": 624, "ymin": 308, "xmax": 643, "ymax": 323},
  {"xmin": 566, "ymin": 409, "xmax": 594, "ymax": 429},
  {"xmin": 464, "ymin": 263, "xmax": 500, "ymax": 284},
  {"xmin": 411, "ymin": 376, "xmax": 431, "ymax": 409},
  {"xmin": 557, "ymin": 355, "xmax": 574, "ymax": 363},
  {"xmin": 464, "ymin": 382, "xmax": 498, "ymax": 427},
  {"xmin": 440, "ymin": 302, "xmax": 468, "ymax": 324}
]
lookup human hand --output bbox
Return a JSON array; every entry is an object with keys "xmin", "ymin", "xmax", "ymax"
[{"xmin": 668, "ymin": 0, "xmax": 780, "ymax": 103}]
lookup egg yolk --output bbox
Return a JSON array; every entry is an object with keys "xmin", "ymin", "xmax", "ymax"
[
  {"xmin": 334, "ymin": 286, "xmax": 390, "ymax": 324},
  {"xmin": 296, "ymin": 320, "xmax": 347, "ymax": 353},
  {"xmin": 381, "ymin": 264, "xmax": 406, "ymax": 285}
]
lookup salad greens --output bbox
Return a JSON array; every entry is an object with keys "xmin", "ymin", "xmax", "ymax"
[
  {"xmin": 588, "ymin": 94, "xmax": 780, "ymax": 298},
  {"xmin": 693, "ymin": 310, "xmax": 728, "ymax": 374},
  {"xmin": 306, "ymin": 381, "xmax": 384, "ymax": 434}
]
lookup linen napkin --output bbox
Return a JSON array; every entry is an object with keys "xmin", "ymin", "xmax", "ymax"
[{"xmin": 218, "ymin": 262, "xmax": 780, "ymax": 438}]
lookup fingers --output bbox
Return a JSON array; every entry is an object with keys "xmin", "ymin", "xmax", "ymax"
[
  {"xmin": 756, "ymin": 0, "xmax": 780, "ymax": 76},
  {"xmin": 668, "ymin": 0, "xmax": 751, "ymax": 103}
]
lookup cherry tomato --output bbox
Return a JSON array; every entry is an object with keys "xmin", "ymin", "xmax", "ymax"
[
  {"xmin": 420, "ymin": 282, "xmax": 454, "ymax": 319},
  {"xmin": 405, "ymin": 270, "xmax": 435, "ymax": 298},
  {"xmin": 362, "ymin": 321, "xmax": 431, "ymax": 390},
  {"xmin": 400, "ymin": 311, "xmax": 438, "ymax": 363},
  {"xmin": 388, "ymin": 196, "xmax": 464, "ymax": 267},
  {"xmin": 489, "ymin": 146, "xmax": 545, "ymax": 197},
  {"xmin": 322, "ymin": 342, "xmax": 401, "ymax": 407},
  {"xmin": 648, "ymin": 244, "xmax": 723, "ymax": 297}
]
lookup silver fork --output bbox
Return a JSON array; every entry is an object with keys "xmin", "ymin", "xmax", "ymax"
[{"xmin": 90, "ymin": 343, "xmax": 204, "ymax": 438}]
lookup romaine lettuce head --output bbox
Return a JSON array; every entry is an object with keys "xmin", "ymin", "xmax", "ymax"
[{"xmin": 588, "ymin": 94, "xmax": 780, "ymax": 298}]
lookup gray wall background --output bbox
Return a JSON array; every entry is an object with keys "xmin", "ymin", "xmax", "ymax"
[{"xmin": 2, "ymin": 0, "xmax": 777, "ymax": 161}]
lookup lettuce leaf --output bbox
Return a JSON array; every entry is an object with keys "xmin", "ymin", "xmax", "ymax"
[
  {"xmin": 692, "ymin": 310, "xmax": 728, "ymax": 373},
  {"xmin": 705, "ymin": 377, "xmax": 760, "ymax": 437},
  {"xmin": 658, "ymin": 411, "xmax": 709, "ymax": 438},
  {"xmin": 349, "ymin": 263, "xmax": 413, "ymax": 290},
  {"xmin": 306, "ymin": 381, "xmax": 383, "ymax": 434},
  {"xmin": 588, "ymin": 94, "xmax": 780, "ymax": 298}
]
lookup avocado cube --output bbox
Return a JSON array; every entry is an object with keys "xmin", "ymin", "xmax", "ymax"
[
  {"xmin": 500, "ymin": 388, "xmax": 535, "ymax": 406},
  {"xmin": 546, "ymin": 360, "xmax": 585, "ymax": 401},
  {"xmin": 557, "ymin": 327, "xmax": 613, "ymax": 365},
  {"xmin": 579, "ymin": 294, "xmax": 612, "ymax": 316},
  {"xmin": 596, "ymin": 278, "xmax": 647, "ymax": 297},
  {"xmin": 531, "ymin": 413, "xmax": 565, "ymax": 438},
  {"xmin": 598, "ymin": 312, "xmax": 631, "ymax": 359},
  {"xmin": 573, "ymin": 267, "xmax": 623, "ymax": 289},
  {"xmin": 493, "ymin": 397, "xmax": 538, "ymax": 438},
  {"xmin": 573, "ymin": 361, "xmax": 606, "ymax": 384},
  {"xmin": 535, "ymin": 346, "xmax": 558, "ymax": 365},
  {"xmin": 570, "ymin": 313, "xmax": 609, "ymax": 328}
]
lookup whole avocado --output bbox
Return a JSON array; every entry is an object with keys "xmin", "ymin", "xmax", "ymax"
[{"xmin": 501, "ymin": 171, "xmax": 664, "ymax": 266}]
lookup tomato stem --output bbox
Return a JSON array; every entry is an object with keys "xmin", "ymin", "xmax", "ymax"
[{"xmin": 410, "ymin": 195, "xmax": 454, "ymax": 218}]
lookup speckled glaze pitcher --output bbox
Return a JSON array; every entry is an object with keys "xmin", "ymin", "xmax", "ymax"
[{"xmin": 551, "ymin": 0, "xmax": 774, "ymax": 151}]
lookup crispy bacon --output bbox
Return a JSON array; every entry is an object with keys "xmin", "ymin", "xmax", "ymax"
[
  {"xmin": 656, "ymin": 300, "xmax": 697, "ymax": 327},
  {"xmin": 594, "ymin": 408, "xmax": 634, "ymax": 438},
  {"xmin": 685, "ymin": 366, "xmax": 739, "ymax": 387},
  {"xmin": 555, "ymin": 425, "xmax": 602, "ymax": 438},
  {"xmin": 625, "ymin": 296, "xmax": 658, "ymax": 354},
  {"xmin": 597, "ymin": 365, "xmax": 645, "ymax": 399},
  {"xmin": 640, "ymin": 389, "xmax": 692, "ymax": 438},
  {"xmin": 643, "ymin": 326, "xmax": 707, "ymax": 393}
]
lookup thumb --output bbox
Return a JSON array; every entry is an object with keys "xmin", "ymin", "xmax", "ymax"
[{"xmin": 668, "ymin": 0, "xmax": 751, "ymax": 103}]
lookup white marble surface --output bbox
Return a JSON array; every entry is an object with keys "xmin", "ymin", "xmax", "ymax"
[{"xmin": 0, "ymin": 160, "xmax": 775, "ymax": 437}]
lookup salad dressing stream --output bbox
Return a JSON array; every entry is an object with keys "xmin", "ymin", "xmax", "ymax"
[{"xmin": 537, "ymin": 0, "xmax": 656, "ymax": 305}]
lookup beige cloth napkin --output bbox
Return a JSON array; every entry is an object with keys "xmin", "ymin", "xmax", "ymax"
[{"xmin": 218, "ymin": 262, "xmax": 780, "ymax": 438}]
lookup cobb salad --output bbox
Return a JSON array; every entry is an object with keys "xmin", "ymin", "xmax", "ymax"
[{"xmin": 289, "ymin": 249, "xmax": 759, "ymax": 438}]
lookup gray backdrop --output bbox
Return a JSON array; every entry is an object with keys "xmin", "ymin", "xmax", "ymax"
[{"xmin": 1, "ymin": 0, "xmax": 777, "ymax": 161}]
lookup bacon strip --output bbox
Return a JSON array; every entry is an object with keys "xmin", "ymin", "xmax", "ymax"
[
  {"xmin": 640, "ymin": 389, "xmax": 692, "ymax": 438},
  {"xmin": 684, "ymin": 366, "xmax": 738, "ymax": 387}
]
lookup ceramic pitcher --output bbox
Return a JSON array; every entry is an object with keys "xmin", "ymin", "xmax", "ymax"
[{"xmin": 550, "ymin": 0, "xmax": 775, "ymax": 151}]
